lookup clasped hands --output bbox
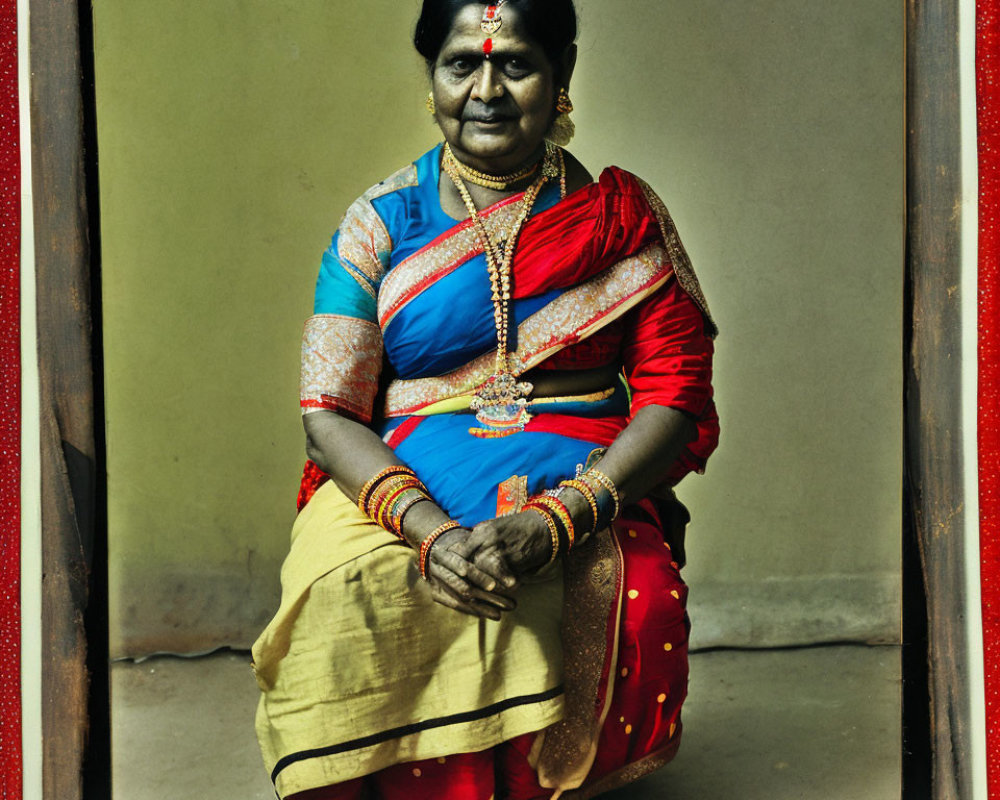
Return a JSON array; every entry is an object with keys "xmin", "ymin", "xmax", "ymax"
[{"xmin": 423, "ymin": 510, "xmax": 553, "ymax": 620}]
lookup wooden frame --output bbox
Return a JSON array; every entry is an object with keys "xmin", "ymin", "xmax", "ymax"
[
  {"xmin": 905, "ymin": 1, "xmax": 978, "ymax": 796},
  {"xmin": 15, "ymin": 0, "xmax": 982, "ymax": 797}
]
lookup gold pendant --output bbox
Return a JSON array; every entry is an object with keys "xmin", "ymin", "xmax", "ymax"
[{"xmin": 469, "ymin": 372, "xmax": 533, "ymax": 438}]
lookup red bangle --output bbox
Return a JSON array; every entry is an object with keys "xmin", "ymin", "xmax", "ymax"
[
  {"xmin": 357, "ymin": 465, "xmax": 415, "ymax": 512},
  {"xmin": 388, "ymin": 489, "xmax": 429, "ymax": 539},
  {"xmin": 419, "ymin": 521, "xmax": 462, "ymax": 580},
  {"xmin": 534, "ymin": 494, "xmax": 575, "ymax": 550}
]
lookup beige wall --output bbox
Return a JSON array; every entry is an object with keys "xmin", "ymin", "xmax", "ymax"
[{"xmin": 97, "ymin": 0, "xmax": 902, "ymax": 657}]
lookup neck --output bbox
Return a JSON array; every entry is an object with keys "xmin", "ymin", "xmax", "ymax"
[{"xmin": 446, "ymin": 143, "xmax": 547, "ymax": 179}]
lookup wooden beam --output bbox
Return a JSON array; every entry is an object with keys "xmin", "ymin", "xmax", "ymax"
[
  {"xmin": 28, "ymin": 0, "xmax": 100, "ymax": 797},
  {"xmin": 905, "ymin": 1, "xmax": 972, "ymax": 797}
]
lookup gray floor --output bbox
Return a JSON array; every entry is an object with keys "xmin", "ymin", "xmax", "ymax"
[{"xmin": 111, "ymin": 646, "xmax": 901, "ymax": 799}]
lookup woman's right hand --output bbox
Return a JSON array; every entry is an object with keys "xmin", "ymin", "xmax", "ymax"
[{"xmin": 425, "ymin": 528, "xmax": 517, "ymax": 621}]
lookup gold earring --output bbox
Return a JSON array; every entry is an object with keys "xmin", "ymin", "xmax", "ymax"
[
  {"xmin": 426, "ymin": 92, "xmax": 436, "ymax": 115},
  {"xmin": 556, "ymin": 87, "xmax": 574, "ymax": 115},
  {"xmin": 548, "ymin": 87, "xmax": 575, "ymax": 146}
]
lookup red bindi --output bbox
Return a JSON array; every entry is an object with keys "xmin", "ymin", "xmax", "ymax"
[{"xmin": 483, "ymin": 37, "xmax": 494, "ymax": 57}]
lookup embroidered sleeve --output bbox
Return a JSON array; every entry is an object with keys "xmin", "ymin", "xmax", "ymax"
[
  {"xmin": 300, "ymin": 314, "xmax": 383, "ymax": 423},
  {"xmin": 301, "ymin": 164, "xmax": 417, "ymax": 422}
]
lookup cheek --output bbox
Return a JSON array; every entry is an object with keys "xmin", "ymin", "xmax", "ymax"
[
  {"xmin": 435, "ymin": 85, "xmax": 470, "ymax": 118},
  {"xmin": 516, "ymin": 81, "xmax": 555, "ymax": 122},
  {"xmin": 520, "ymin": 94, "xmax": 555, "ymax": 128}
]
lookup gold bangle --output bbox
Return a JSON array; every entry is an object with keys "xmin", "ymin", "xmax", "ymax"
[
  {"xmin": 365, "ymin": 473, "xmax": 429, "ymax": 524},
  {"xmin": 524, "ymin": 502, "xmax": 562, "ymax": 564},
  {"xmin": 375, "ymin": 482, "xmax": 413, "ymax": 534},
  {"xmin": 559, "ymin": 479, "xmax": 600, "ymax": 534},
  {"xmin": 389, "ymin": 488, "xmax": 429, "ymax": 539},
  {"xmin": 369, "ymin": 475, "xmax": 415, "ymax": 523},
  {"xmin": 583, "ymin": 469, "xmax": 621, "ymax": 521},
  {"xmin": 419, "ymin": 521, "xmax": 462, "ymax": 580},
  {"xmin": 533, "ymin": 495, "xmax": 575, "ymax": 550}
]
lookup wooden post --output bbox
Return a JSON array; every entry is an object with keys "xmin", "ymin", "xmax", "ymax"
[
  {"xmin": 905, "ymin": 1, "xmax": 973, "ymax": 797},
  {"xmin": 28, "ymin": 0, "xmax": 103, "ymax": 796}
]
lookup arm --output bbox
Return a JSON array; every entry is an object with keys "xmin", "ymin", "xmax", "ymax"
[
  {"xmin": 302, "ymin": 193, "xmax": 514, "ymax": 618},
  {"xmin": 460, "ymin": 405, "xmax": 695, "ymax": 579},
  {"xmin": 303, "ymin": 410, "xmax": 517, "ymax": 619},
  {"xmin": 464, "ymin": 277, "xmax": 714, "ymax": 579}
]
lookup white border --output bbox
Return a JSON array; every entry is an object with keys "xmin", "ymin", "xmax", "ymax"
[
  {"xmin": 959, "ymin": 0, "xmax": 988, "ymax": 796},
  {"xmin": 19, "ymin": 0, "xmax": 43, "ymax": 795}
]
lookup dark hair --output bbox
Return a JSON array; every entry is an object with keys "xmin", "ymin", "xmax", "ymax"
[{"xmin": 414, "ymin": 0, "xmax": 577, "ymax": 77}]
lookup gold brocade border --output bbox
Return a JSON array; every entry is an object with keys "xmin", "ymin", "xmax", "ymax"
[
  {"xmin": 563, "ymin": 730, "xmax": 683, "ymax": 800},
  {"xmin": 382, "ymin": 244, "xmax": 673, "ymax": 416},
  {"xmin": 377, "ymin": 200, "xmax": 525, "ymax": 329},
  {"xmin": 635, "ymin": 178, "xmax": 718, "ymax": 337},
  {"xmin": 300, "ymin": 314, "xmax": 383, "ymax": 422},
  {"xmin": 335, "ymin": 163, "xmax": 419, "ymax": 291},
  {"xmin": 534, "ymin": 527, "xmax": 625, "ymax": 793}
]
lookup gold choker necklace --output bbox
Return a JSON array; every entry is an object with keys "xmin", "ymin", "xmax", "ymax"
[{"xmin": 443, "ymin": 144, "xmax": 542, "ymax": 191}]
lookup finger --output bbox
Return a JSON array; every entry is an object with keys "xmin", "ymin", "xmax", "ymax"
[
  {"xmin": 466, "ymin": 583, "xmax": 517, "ymax": 611},
  {"xmin": 429, "ymin": 583, "xmax": 485, "ymax": 618},
  {"xmin": 431, "ymin": 580, "xmax": 502, "ymax": 621},
  {"xmin": 428, "ymin": 560, "xmax": 480, "ymax": 602},
  {"xmin": 465, "ymin": 522, "xmax": 504, "ymax": 556},
  {"xmin": 429, "ymin": 561, "xmax": 514, "ymax": 611},
  {"xmin": 435, "ymin": 548, "xmax": 500, "ymax": 593},
  {"xmin": 448, "ymin": 534, "xmax": 478, "ymax": 561},
  {"xmin": 473, "ymin": 548, "xmax": 519, "ymax": 589}
]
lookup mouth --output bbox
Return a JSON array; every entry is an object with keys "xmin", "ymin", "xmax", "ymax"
[{"xmin": 465, "ymin": 115, "xmax": 514, "ymax": 125}]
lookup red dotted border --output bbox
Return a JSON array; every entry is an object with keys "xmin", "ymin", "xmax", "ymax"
[{"xmin": 0, "ymin": 0, "xmax": 20, "ymax": 796}]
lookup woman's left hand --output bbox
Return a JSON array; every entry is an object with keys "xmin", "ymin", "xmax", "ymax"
[{"xmin": 461, "ymin": 510, "xmax": 555, "ymax": 587}]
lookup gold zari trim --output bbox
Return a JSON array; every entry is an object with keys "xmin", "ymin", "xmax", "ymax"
[
  {"xmin": 635, "ymin": 178, "xmax": 717, "ymax": 336},
  {"xmin": 383, "ymin": 244, "xmax": 672, "ymax": 416},
  {"xmin": 300, "ymin": 314, "xmax": 383, "ymax": 421}
]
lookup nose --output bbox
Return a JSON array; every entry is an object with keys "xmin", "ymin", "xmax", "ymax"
[{"xmin": 471, "ymin": 61, "xmax": 504, "ymax": 103}]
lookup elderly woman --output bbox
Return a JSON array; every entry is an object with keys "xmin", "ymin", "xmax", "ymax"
[{"xmin": 252, "ymin": 1, "xmax": 718, "ymax": 798}]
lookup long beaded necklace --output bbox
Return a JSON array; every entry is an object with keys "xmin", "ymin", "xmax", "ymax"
[{"xmin": 442, "ymin": 141, "xmax": 562, "ymax": 437}]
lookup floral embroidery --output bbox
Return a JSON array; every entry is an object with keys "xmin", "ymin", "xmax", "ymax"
[{"xmin": 336, "ymin": 164, "xmax": 419, "ymax": 290}]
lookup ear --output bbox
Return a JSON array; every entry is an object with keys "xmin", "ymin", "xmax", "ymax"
[{"xmin": 560, "ymin": 44, "xmax": 578, "ymax": 89}]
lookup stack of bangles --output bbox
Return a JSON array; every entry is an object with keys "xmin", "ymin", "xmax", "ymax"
[
  {"xmin": 524, "ymin": 468, "xmax": 621, "ymax": 565},
  {"xmin": 356, "ymin": 465, "xmax": 463, "ymax": 580}
]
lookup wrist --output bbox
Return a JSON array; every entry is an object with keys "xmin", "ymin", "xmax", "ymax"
[
  {"xmin": 559, "ymin": 487, "xmax": 592, "ymax": 531},
  {"xmin": 523, "ymin": 498, "xmax": 570, "ymax": 561},
  {"xmin": 399, "ymin": 499, "xmax": 449, "ymax": 548},
  {"xmin": 419, "ymin": 521, "xmax": 462, "ymax": 580}
]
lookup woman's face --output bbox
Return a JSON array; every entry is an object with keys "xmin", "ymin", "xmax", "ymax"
[{"xmin": 430, "ymin": 4, "xmax": 561, "ymax": 173}]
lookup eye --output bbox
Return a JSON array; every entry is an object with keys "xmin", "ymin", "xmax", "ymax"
[
  {"xmin": 445, "ymin": 56, "xmax": 478, "ymax": 77},
  {"xmin": 502, "ymin": 58, "xmax": 533, "ymax": 78}
]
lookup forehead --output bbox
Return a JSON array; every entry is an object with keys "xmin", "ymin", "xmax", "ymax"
[{"xmin": 439, "ymin": 4, "xmax": 543, "ymax": 55}]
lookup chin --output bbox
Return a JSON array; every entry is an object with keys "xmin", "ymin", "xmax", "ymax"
[{"xmin": 458, "ymin": 133, "xmax": 540, "ymax": 167}]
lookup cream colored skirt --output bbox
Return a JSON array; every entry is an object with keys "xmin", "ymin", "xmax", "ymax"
[{"xmin": 252, "ymin": 481, "xmax": 566, "ymax": 798}]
